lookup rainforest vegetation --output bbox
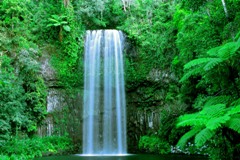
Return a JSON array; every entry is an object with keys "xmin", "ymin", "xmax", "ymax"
[{"xmin": 0, "ymin": 0, "xmax": 240, "ymax": 159}]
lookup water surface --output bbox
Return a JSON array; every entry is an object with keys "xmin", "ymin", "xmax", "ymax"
[{"xmin": 35, "ymin": 154, "xmax": 208, "ymax": 160}]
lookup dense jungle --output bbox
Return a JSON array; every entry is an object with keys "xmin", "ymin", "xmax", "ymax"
[{"xmin": 0, "ymin": 0, "xmax": 240, "ymax": 159}]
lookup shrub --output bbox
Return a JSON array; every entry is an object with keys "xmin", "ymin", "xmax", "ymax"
[{"xmin": 138, "ymin": 135, "xmax": 170, "ymax": 154}]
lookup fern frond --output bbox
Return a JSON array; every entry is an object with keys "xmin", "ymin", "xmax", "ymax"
[
  {"xmin": 200, "ymin": 104, "xmax": 226, "ymax": 117},
  {"xmin": 235, "ymin": 31, "xmax": 240, "ymax": 41},
  {"xmin": 177, "ymin": 113, "xmax": 206, "ymax": 127},
  {"xmin": 227, "ymin": 105, "xmax": 240, "ymax": 116},
  {"xmin": 204, "ymin": 96, "xmax": 231, "ymax": 107},
  {"xmin": 177, "ymin": 127, "xmax": 202, "ymax": 149},
  {"xmin": 207, "ymin": 46, "xmax": 222, "ymax": 56},
  {"xmin": 207, "ymin": 40, "xmax": 240, "ymax": 59},
  {"xmin": 231, "ymin": 98, "xmax": 240, "ymax": 106},
  {"xmin": 195, "ymin": 128, "xmax": 215, "ymax": 147},
  {"xmin": 218, "ymin": 42, "xmax": 240, "ymax": 59},
  {"xmin": 180, "ymin": 66, "xmax": 203, "ymax": 82},
  {"xmin": 226, "ymin": 118, "xmax": 240, "ymax": 134},
  {"xmin": 203, "ymin": 58, "xmax": 223, "ymax": 71},
  {"xmin": 206, "ymin": 115, "xmax": 230, "ymax": 130},
  {"xmin": 184, "ymin": 58, "xmax": 212, "ymax": 70}
]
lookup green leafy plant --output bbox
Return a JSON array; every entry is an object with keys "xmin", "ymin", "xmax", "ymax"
[
  {"xmin": 177, "ymin": 97, "xmax": 240, "ymax": 159},
  {"xmin": 47, "ymin": 14, "xmax": 71, "ymax": 41},
  {"xmin": 177, "ymin": 98, "xmax": 240, "ymax": 147},
  {"xmin": 180, "ymin": 37, "xmax": 240, "ymax": 83},
  {"xmin": 139, "ymin": 135, "xmax": 170, "ymax": 154},
  {"xmin": 0, "ymin": 135, "xmax": 73, "ymax": 159},
  {"xmin": 177, "ymin": 34, "xmax": 240, "ymax": 159}
]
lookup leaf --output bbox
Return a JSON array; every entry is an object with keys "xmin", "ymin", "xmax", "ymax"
[
  {"xmin": 226, "ymin": 118, "xmax": 240, "ymax": 134},
  {"xmin": 184, "ymin": 58, "xmax": 212, "ymax": 70},
  {"xmin": 204, "ymin": 96, "xmax": 231, "ymax": 106},
  {"xmin": 227, "ymin": 105, "xmax": 240, "ymax": 116},
  {"xmin": 207, "ymin": 46, "xmax": 222, "ymax": 56},
  {"xmin": 218, "ymin": 42, "xmax": 240, "ymax": 59},
  {"xmin": 195, "ymin": 128, "xmax": 215, "ymax": 147},
  {"xmin": 53, "ymin": 23, "xmax": 61, "ymax": 27},
  {"xmin": 61, "ymin": 21, "xmax": 68, "ymax": 25},
  {"xmin": 51, "ymin": 14, "xmax": 60, "ymax": 20},
  {"xmin": 200, "ymin": 104, "xmax": 226, "ymax": 117},
  {"xmin": 231, "ymin": 98, "xmax": 240, "ymax": 106},
  {"xmin": 63, "ymin": 25, "xmax": 71, "ymax": 32},
  {"xmin": 177, "ymin": 113, "xmax": 206, "ymax": 127},
  {"xmin": 206, "ymin": 115, "xmax": 230, "ymax": 130},
  {"xmin": 203, "ymin": 58, "xmax": 223, "ymax": 71},
  {"xmin": 46, "ymin": 24, "xmax": 54, "ymax": 27},
  {"xmin": 48, "ymin": 18, "xmax": 59, "ymax": 23},
  {"xmin": 180, "ymin": 66, "xmax": 203, "ymax": 82},
  {"xmin": 177, "ymin": 127, "xmax": 202, "ymax": 149}
]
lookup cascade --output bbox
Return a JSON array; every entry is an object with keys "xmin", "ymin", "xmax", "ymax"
[{"xmin": 82, "ymin": 30, "xmax": 127, "ymax": 155}]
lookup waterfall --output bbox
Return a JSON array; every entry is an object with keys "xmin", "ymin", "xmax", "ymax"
[{"xmin": 82, "ymin": 30, "xmax": 127, "ymax": 155}]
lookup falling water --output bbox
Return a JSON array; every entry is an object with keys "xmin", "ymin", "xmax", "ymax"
[{"xmin": 82, "ymin": 30, "xmax": 127, "ymax": 155}]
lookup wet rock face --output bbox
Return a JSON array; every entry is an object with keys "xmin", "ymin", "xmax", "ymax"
[
  {"xmin": 41, "ymin": 58, "xmax": 56, "ymax": 84},
  {"xmin": 38, "ymin": 53, "xmax": 82, "ymax": 149},
  {"xmin": 39, "ymin": 55, "xmax": 75, "ymax": 135},
  {"xmin": 47, "ymin": 89, "xmax": 66, "ymax": 112},
  {"xmin": 40, "ymin": 55, "xmax": 67, "ymax": 113}
]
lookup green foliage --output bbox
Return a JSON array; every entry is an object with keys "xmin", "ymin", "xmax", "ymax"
[
  {"xmin": 177, "ymin": 97, "xmax": 240, "ymax": 159},
  {"xmin": 0, "ymin": 52, "xmax": 47, "ymax": 142},
  {"xmin": 50, "ymin": 4, "xmax": 84, "ymax": 88},
  {"xmin": 121, "ymin": 1, "xmax": 177, "ymax": 88},
  {"xmin": 180, "ymin": 37, "xmax": 240, "ymax": 96},
  {"xmin": 47, "ymin": 14, "xmax": 71, "ymax": 42},
  {"xmin": 75, "ymin": 0, "xmax": 125, "ymax": 29},
  {"xmin": 0, "ymin": 135, "xmax": 73, "ymax": 159},
  {"xmin": 0, "ymin": 55, "xmax": 26, "ymax": 144},
  {"xmin": 138, "ymin": 135, "xmax": 170, "ymax": 154}
]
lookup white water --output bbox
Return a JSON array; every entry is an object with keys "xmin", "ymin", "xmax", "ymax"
[{"xmin": 82, "ymin": 30, "xmax": 127, "ymax": 155}]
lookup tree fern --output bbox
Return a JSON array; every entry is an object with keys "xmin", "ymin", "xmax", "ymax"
[
  {"xmin": 204, "ymin": 96, "xmax": 231, "ymax": 106},
  {"xmin": 177, "ymin": 127, "xmax": 202, "ymax": 149},
  {"xmin": 231, "ymin": 98, "xmax": 240, "ymax": 106},
  {"xmin": 183, "ymin": 58, "xmax": 213, "ymax": 70},
  {"xmin": 203, "ymin": 58, "xmax": 223, "ymax": 71},
  {"xmin": 177, "ymin": 113, "xmax": 206, "ymax": 127},
  {"xmin": 206, "ymin": 115, "xmax": 230, "ymax": 130},
  {"xmin": 225, "ymin": 118, "xmax": 240, "ymax": 134},
  {"xmin": 207, "ymin": 45, "xmax": 222, "ymax": 56},
  {"xmin": 195, "ymin": 128, "xmax": 215, "ymax": 147},
  {"xmin": 227, "ymin": 105, "xmax": 240, "ymax": 116},
  {"xmin": 181, "ymin": 38, "xmax": 240, "ymax": 82},
  {"xmin": 178, "ymin": 35, "xmax": 240, "ymax": 153},
  {"xmin": 218, "ymin": 41, "xmax": 240, "ymax": 59},
  {"xmin": 200, "ymin": 104, "xmax": 226, "ymax": 117},
  {"xmin": 180, "ymin": 66, "xmax": 203, "ymax": 82}
]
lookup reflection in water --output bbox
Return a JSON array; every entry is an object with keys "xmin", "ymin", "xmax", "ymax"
[{"xmin": 35, "ymin": 154, "xmax": 208, "ymax": 160}]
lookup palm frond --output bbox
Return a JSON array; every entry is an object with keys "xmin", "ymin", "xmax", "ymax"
[
  {"xmin": 177, "ymin": 127, "xmax": 202, "ymax": 149},
  {"xmin": 195, "ymin": 128, "xmax": 215, "ymax": 147}
]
